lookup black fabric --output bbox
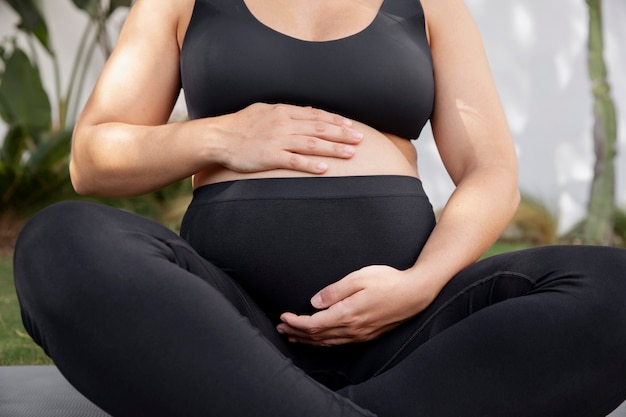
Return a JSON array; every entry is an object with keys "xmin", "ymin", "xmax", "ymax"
[
  {"xmin": 13, "ymin": 175, "xmax": 626, "ymax": 417},
  {"xmin": 180, "ymin": 0, "xmax": 434, "ymax": 139},
  {"xmin": 180, "ymin": 176, "xmax": 435, "ymax": 319}
]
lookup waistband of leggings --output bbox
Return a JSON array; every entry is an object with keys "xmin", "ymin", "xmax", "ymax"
[{"xmin": 189, "ymin": 175, "xmax": 428, "ymax": 205}]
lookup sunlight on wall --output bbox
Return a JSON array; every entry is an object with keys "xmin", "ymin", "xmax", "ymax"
[
  {"xmin": 418, "ymin": 0, "xmax": 626, "ymax": 234},
  {"xmin": 512, "ymin": 2, "xmax": 536, "ymax": 51}
]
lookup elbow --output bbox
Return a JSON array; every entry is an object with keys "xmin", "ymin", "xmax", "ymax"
[
  {"xmin": 473, "ymin": 163, "xmax": 520, "ymax": 219},
  {"xmin": 70, "ymin": 125, "xmax": 97, "ymax": 196},
  {"xmin": 70, "ymin": 154, "xmax": 144, "ymax": 198},
  {"xmin": 501, "ymin": 166, "xmax": 521, "ymax": 219},
  {"xmin": 495, "ymin": 162, "xmax": 520, "ymax": 212},
  {"xmin": 507, "ymin": 162, "xmax": 521, "ymax": 211},
  {"xmin": 69, "ymin": 143, "xmax": 107, "ymax": 196},
  {"xmin": 70, "ymin": 157, "xmax": 122, "ymax": 197},
  {"xmin": 510, "ymin": 186, "xmax": 521, "ymax": 217},
  {"xmin": 70, "ymin": 126, "xmax": 119, "ymax": 196},
  {"xmin": 69, "ymin": 159, "xmax": 94, "ymax": 196},
  {"xmin": 513, "ymin": 187, "xmax": 521, "ymax": 208}
]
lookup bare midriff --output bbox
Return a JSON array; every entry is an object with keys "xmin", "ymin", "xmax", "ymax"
[{"xmin": 192, "ymin": 120, "xmax": 420, "ymax": 188}]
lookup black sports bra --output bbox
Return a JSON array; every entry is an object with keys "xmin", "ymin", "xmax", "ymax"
[{"xmin": 180, "ymin": 0, "xmax": 434, "ymax": 139}]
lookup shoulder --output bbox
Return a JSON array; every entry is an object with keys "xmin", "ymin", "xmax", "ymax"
[
  {"xmin": 420, "ymin": 0, "xmax": 473, "ymax": 42},
  {"xmin": 420, "ymin": 0, "xmax": 467, "ymax": 19},
  {"xmin": 418, "ymin": 0, "xmax": 487, "ymax": 62},
  {"xmin": 124, "ymin": 0, "xmax": 195, "ymax": 50}
]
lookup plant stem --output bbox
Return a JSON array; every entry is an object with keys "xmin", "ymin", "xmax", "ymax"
[
  {"xmin": 67, "ymin": 29, "xmax": 99, "ymax": 126},
  {"xmin": 583, "ymin": 0, "xmax": 618, "ymax": 245},
  {"xmin": 63, "ymin": 21, "xmax": 94, "ymax": 128}
]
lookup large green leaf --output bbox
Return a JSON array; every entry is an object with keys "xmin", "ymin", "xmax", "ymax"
[
  {"xmin": 70, "ymin": 0, "xmax": 100, "ymax": 19},
  {"xmin": 70, "ymin": 0, "xmax": 132, "ymax": 20},
  {"xmin": 3, "ymin": 0, "xmax": 53, "ymax": 55},
  {"xmin": 0, "ymin": 129, "xmax": 73, "ymax": 213},
  {"xmin": 108, "ymin": 0, "xmax": 133, "ymax": 16},
  {"xmin": 27, "ymin": 129, "xmax": 72, "ymax": 173},
  {"xmin": 0, "ymin": 48, "xmax": 51, "ymax": 131},
  {"xmin": 0, "ymin": 126, "xmax": 27, "ymax": 168},
  {"xmin": 0, "ymin": 82, "xmax": 13, "ymax": 130}
]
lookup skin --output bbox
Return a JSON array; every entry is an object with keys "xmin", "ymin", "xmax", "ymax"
[{"xmin": 71, "ymin": 0, "xmax": 520, "ymax": 347}]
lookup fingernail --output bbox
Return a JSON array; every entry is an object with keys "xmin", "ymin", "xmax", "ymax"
[
  {"xmin": 316, "ymin": 162, "xmax": 328, "ymax": 173},
  {"xmin": 311, "ymin": 293, "xmax": 323, "ymax": 308},
  {"xmin": 342, "ymin": 118, "xmax": 353, "ymax": 126},
  {"xmin": 352, "ymin": 131, "xmax": 363, "ymax": 141},
  {"xmin": 343, "ymin": 145, "xmax": 355, "ymax": 157}
]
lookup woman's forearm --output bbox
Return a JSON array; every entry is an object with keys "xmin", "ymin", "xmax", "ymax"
[
  {"xmin": 70, "ymin": 118, "xmax": 226, "ymax": 197},
  {"xmin": 406, "ymin": 164, "xmax": 520, "ymax": 302},
  {"xmin": 70, "ymin": 103, "xmax": 364, "ymax": 198}
]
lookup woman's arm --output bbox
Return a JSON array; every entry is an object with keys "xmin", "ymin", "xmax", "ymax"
[
  {"xmin": 71, "ymin": 0, "xmax": 363, "ymax": 197},
  {"xmin": 70, "ymin": 0, "xmax": 195, "ymax": 196},
  {"xmin": 277, "ymin": 0, "xmax": 520, "ymax": 345},
  {"xmin": 405, "ymin": 0, "xmax": 520, "ymax": 299}
]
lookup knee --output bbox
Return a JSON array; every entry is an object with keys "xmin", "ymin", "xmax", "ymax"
[
  {"xmin": 584, "ymin": 246, "xmax": 626, "ymax": 295},
  {"xmin": 17, "ymin": 200, "xmax": 80, "ymax": 246},
  {"xmin": 16, "ymin": 201, "xmax": 104, "ymax": 260},
  {"xmin": 13, "ymin": 201, "xmax": 117, "ymax": 295},
  {"xmin": 598, "ymin": 247, "xmax": 626, "ymax": 312},
  {"xmin": 538, "ymin": 245, "xmax": 626, "ymax": 296},
  {"xmin": 577, "ymin": 246, "xmax": 626, "ymax": 340},
  {"xmin": 14, "ymin": 200, "xmax": 176, "ymax": 293},
  {"xmin": 528, "ymin": 245, "xmax": 626, "ymax": 329},
  {"xmin": 13, "ymin": 201, "xmax": 103, "ymax": 346}
]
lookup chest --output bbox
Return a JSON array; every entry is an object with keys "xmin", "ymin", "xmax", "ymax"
[
  {"xmin": 241, "ymin": 0, "xmax": 385, "ymax": 42},
  {"xmin": 180, "ymin": 0, "xmax": 434, "ymax": 139}
]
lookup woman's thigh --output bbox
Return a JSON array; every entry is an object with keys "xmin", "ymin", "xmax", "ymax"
[
  {"xmin": 14, "ymin": 200, "xmax": 287, "ymax": 352},
  {"xmin": 342, "ymin": 245, "xmax": 626, "ymax": 417},
  {"xmin": 15, "ymin": 202, "xmax": 368, "ymax": 416}
]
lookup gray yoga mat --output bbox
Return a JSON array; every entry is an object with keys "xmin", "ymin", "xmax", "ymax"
[
  {"xmin": 1, "ymin": 365, "xmax": 625, "ymax": 416},
  {"xmin": 0, "ymin": 366, "xmax": 110, "ymax": 416}
]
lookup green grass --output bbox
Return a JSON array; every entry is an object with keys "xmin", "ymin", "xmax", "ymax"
[
  {"xmin": 0, "ymin": 254, "xmax": 52, "ymax": 365},
  {"xmin": 482, "ymin": 241, "xmax": 533, "ymax": 259}
]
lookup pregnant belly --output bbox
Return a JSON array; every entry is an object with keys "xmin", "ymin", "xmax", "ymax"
[
  {"xmin": 192, "ymin": 120, "xmax": 419, "ymax": 188},
  {"xmin": 180, "ymin": 176, "xmax": 435, "ymax": 320}
]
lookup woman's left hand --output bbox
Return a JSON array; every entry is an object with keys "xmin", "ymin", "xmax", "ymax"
[{"xmin": 276, "ymin": 265, "xmax": 433, "ymax": 346}]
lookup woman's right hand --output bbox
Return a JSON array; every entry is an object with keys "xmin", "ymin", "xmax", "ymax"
[{"xmin": 216, "ymin": 103, "xmax": 363, "ymax": 174}]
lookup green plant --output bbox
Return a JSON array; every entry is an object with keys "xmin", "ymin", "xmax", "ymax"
[
  {"xmin": 0, "ymin": 43, "xmax": 75, "ymax": 245},
  {"xmin": 612, "ymin": 206, "xmax": 626, "ymax": 246},
  {"xmin": 0, "ymin": 0, "xmax": 132, "ymax": 248},
  {"xmin": 582, "ymin": 0, "xmax": 618, "ymax": 245},
  {"xmin": 1, "ymin": 0, "xmax": 132, "ymax": 130},
  {"xmin": 0, "ymin": 254, "xmax": 53, "ymax": 365}
]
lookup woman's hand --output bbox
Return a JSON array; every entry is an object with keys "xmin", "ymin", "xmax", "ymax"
[
  {"xmin": 276, "ymin": 265, "xmax": 435, "ymax": 346},
  {"xmin": 218, "ymin": 103, "xmax": 364, "ymax": 174}
]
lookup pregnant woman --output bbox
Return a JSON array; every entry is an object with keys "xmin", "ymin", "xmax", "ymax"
[{"xmin": 14, "ymin": 0, "xmax": 626, "ymax": 415}]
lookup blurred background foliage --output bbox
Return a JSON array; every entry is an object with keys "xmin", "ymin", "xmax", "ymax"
[{"xmin": 0, "ymin": 0, "xmax": 191, "ymax": 253}]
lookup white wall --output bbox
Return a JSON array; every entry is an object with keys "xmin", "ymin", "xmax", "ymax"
[
  {"xmin": 2, "ymin": 0, "xmax": 625, "ymax": 233},
  {"xmin": 416, "ymin": 0, "xmax": 626, "ymax": 232}
]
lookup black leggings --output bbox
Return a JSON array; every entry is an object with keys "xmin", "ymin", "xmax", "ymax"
[{"xmin": 13, "ymin": 176, "xmax": 626, "ymax": 416}]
